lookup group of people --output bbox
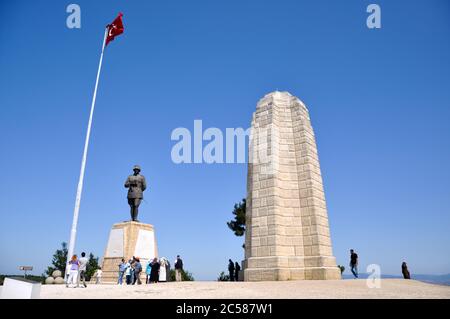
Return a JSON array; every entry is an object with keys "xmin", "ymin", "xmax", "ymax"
[
  {"xmin": 117, "ymin": 255, "xmax": 184, "ymax": 285},
  {"xmin": 66, "ymin": 252, "xmax": 102, "ymax": 288},
  {"xmin": 227, "ymin": 259, "xmax": 241, "ymax": 281},
  {"xmin": 349, "ymin": 249, "xmax": 411, "ymax": 279}
]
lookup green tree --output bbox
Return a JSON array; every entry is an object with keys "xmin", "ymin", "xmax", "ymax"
[
  {"xmin": 45, "ymin": 242, "xmax": 68, "ymax": 277},
  {"xmin": 45, "ymin": 242, "xmax": 100, "ymax": 280},
  {"xmin": 169, "ymin": 269, "xmax": 194, "ymax": 281},
  {"xmin": 85, "ymin": 253, "xmax": 99, "ymax": 281},
  {"xmin": 227, "ymin": 198, "xmax": 246, "ymax": 236},
  {"xmin": 217, "ymin": 271, "xmax": 230, "ymax": 281},
  {"xmin": 227, "ymin": 198, "xmax": 246, "ymax": 248}
]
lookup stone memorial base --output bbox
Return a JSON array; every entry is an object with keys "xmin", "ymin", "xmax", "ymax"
[
  {"xmin": 101, "ymin": 221, "xmax": 158, "ymax": 284},
  {"xmin": 243, "ymin": 257, "xmax": 342, "ymax": 281}
]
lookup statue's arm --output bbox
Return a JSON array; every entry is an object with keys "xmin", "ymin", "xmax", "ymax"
[
  {"xmin": 142, "ymin": 177, "xmax": 147, "ymax": 191},
  {"xmin": 124, "ymin": 177, "xmax": 130, "ymax": 188}
]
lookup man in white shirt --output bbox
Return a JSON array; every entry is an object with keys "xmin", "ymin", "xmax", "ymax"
[
  {"xmin": 78, "ymin": 252, "xmax": 89, "ymax": 288},
  {"xmin": 94, "ymin": 267, "xmax": 103, "ymax": 284}
]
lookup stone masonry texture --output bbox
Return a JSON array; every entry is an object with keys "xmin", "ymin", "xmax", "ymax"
[{"xmin": 244, "ymin": 91, "xmax": 341, "ymax": 281}]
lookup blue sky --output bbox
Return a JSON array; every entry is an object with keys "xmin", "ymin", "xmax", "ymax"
[{"xmin": 0, "ymin": 0, "xmax": 449, "ymax": 280}]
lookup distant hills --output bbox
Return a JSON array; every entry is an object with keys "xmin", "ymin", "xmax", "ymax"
[{"xmin": 342, "ymin": 273, "xmax": 450, "ymax": 286}]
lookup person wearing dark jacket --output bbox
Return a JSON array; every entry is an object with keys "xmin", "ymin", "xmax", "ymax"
[
  {"xmin": 174, "ymin": 255, "xmax": 183, "ymax": 282},
  {"xmin": 349, "ymin": 249, "xmax": 358, "ymax": 278},
  {"xmin": 149, "ymin": 258, "xmax": 160, "ymax": 283},
  {"xmin": 402, "ymin": 262, "xmax": 411, "ymax": 279},
  {"xmin": 234, "ymin": 262, "xmax": 241, "ymax": 282},
  {"xmin": 133, "ymin": 257, "xmax": 142, "ymax": 285},
  {"xmin": 228, "ymin": 259, "xmax": 235, "ymax": 282}
]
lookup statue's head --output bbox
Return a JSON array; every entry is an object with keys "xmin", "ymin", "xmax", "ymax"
[{"xmin": 133, "ymin": 165, "xmax": 141, "ymax": 174}]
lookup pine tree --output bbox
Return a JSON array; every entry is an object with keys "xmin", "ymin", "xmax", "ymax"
[
  {"xmin": 86, "ymin": 253, "xmax": 99, "ymax": 280},
  {"xmin": 227, "ymin": 198, "xmax": 246, "ymax": 239},
  {"xmin": 45, "ymin": 242, "xmax": 68, "ymax": 277}
]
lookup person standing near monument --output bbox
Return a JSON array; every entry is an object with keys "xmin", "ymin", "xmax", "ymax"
[
  {"xmin": 349, "ymin": 249, "xmax": 359, "ymax": 278},
  {"xmin": 77, "ymin": 252, "xmax": 88, "ymax": 288},
  {"xmin": 165, "ymin": 259, "xmax": 171, "ymax": 282},
  {"xmin": 145, "ymin": 259, "xmax": 153, "ymax": 284},
  {"xmin": 150, "ymin": 258, "xmax": 160, "ymax": 283},
  {"xmin": 118, "ymin": 258, "xmax": 126, "ymax": 285},
  {"xmin": 228, "ymin": 259, "xmax": 235, "ymax": 282},
  {"xmin": 234, "ymin": 262, "xmax": 241, "ymax": 282},
  {"xmin": 134, "ymin": 257, "xmax": 143, "ymax": 285},
  {"xmin": 130, "ymin": 258, "xmax": 136, "ymax": 284},
  {"xmin": 125, "ymin": 259, "xmax": 132, "ymax": 285},
  {"xmin": 93, "ymin": 267, "xmax": 103, "ymax": 284},
  {"xmin": 174, "ymin": 255, "xmax": 183, "ymax": 282},
  {"xmin": 159, "ymin": 257, "xmax": 168, "ymax": 282},
  {"xmin": 66, "ymin": 255, "xmax": 80, "ymax": 288},
  {"xmin": 124, "ymin": 165, "xmax": 147, "ymax": 222}
]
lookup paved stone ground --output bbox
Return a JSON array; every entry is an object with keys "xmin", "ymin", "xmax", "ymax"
[{"xmin": 38, "ymin": 279, "xmax": 450, "ymax": 299}]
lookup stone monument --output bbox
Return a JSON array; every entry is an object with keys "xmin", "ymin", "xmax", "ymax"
[
  {"xmin": 100, "ymin": 165, "xmax": 158, "ymax": 283},
  {"xmin": 243, "ymin": 91, "xmax": 341, "ymax": 281}
]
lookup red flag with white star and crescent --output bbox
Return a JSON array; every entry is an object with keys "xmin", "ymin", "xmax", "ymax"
[{"xmin": 105, "ymin": 13, "xmax": 124, "ymax": 46}]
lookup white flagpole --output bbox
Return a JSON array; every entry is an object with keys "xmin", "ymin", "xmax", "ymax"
[{"xmin": 65, "ymin": 27, "xmax": 108, "ymax": 280}]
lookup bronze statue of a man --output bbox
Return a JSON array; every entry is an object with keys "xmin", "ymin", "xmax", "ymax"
[{"xmin": 124, "ymin": 165, "xmax": 147, "ymax": 222}]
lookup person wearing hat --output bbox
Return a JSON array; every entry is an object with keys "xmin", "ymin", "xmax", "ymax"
[{"xmin": 124, "ymin": 165, "xmax": 147, "ymax": 221}]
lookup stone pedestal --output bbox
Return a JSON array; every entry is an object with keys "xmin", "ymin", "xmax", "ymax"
[
  {"xmin": 101, "ymin": 221, "xmax": 158, "ymax": 283},
  {"xmin": 244, "ymin": 91, "xmax": 341, "ymax": 281}
]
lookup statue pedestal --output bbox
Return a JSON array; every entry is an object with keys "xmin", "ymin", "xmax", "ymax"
[{"xmin": 100, "ymin": 221, "xmax": 158, "ymax": 283}]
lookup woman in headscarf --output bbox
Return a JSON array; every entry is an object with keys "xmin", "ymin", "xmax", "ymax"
[
  {"xmin": 145, "ymin": 259, "xmax": 153, "ymax": 284},
  {"xmin": 149, "ymin": 257, "xmax": 160, "ymax": 283},
  {"xmin": 159, "ymin": 257, "xmax": 168, "ymax": 282},
  {"xmin": 402, "ymin": 262, "xmax": 411, "ymax": 279}
]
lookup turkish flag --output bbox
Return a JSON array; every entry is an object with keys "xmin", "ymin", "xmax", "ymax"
[{"xmin": 105, "ymin": 13, "xmax": 124, "ymax": 47}]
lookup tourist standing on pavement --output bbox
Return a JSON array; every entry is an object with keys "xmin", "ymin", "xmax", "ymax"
[
  {"xmin": 66, "ymin": 255, "xmax": 80, "ymax": 288},
  {"xmin": 77, "ymin": 252, "xmax": 88, "ymax": 288},
  {"xmin": 350, "ymin": 249, "xmax": 359, "ymax": 278},
  {"xmin": 402, "ymin": 262, "xmax": 411, "ymax": 279},
  {"xmin": 118, "ymin": 258, "xmax": 127, "ymax": 285},
  {"xmin": 234, "ymin": 262, "xmax": 241, "ymax": 282},
  {"xmin": 125, "ymin": 259, "xmax": 132, "ymax": 285},
  {"xmin": 150, "ymin": 258, "xmax": 161, "ymax": 283},
  {"xmin": 146, "ymin": 259, "xmax": 153, "ymax": 284},
  {"xmin": 228, "ymin": 259, "xmax": 235, "ymax": 281},
  {"xmin": 174, "ymin": 255, "xmax": 183, "ymax": 282}
]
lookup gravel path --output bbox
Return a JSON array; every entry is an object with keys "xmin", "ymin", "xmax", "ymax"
[{"xmin": 39, "ymin": 279, "xmax": 450, "ymax": 299}]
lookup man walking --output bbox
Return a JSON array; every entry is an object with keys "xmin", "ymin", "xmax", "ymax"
[
  {"xmin": 349, "ymin": 249, "xmax": 359, "ymax": 278},
  {"xmin": 228, "ymin": 259, "xmax": 235, "ymax": 281},
  {"xmin": 118, "ymin": 258, "xmax": 126, "ymax": 285},
  {"xmin": 174, "ymin": 255, "xmax": 183, "ymax": 282},
  {"xmin": 78, "ymin": 252, "xmax": 88, "ymax": 288}
]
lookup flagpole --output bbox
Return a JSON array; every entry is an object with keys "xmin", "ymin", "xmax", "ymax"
[{"xmin": 65, "ymin": 27, "xmax": 108, "ymax": 280}]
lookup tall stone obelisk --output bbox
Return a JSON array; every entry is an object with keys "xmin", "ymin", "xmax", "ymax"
[{"xmin": 243, "ymin": 91, "xmax": 341, "ymax": 281}]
